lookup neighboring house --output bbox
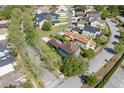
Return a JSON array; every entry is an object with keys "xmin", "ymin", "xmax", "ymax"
[
  {"xmin": 82, "ymin": 25, "xmax": 102, "ymax": 38},
  {"xmin": 84, "ymin": 7, "xmax": 96, "ymax": 14},
  {"xmin": 75, "ymin": 11, "xmax": 86, "ymax": 17},
  {"xmin": 86, "ymin": 11, "xmax": 101, "ymax": 21},
  {"xmin": 77, "ymin": 17, "xmax": 89, "ymax": 29},
  {"xmin": 0, "ymin": 28, "xmax": 14, "ymax": 77},
  {"xmin": 72, "ymin": 27, "xmax": 82, "ymax": 34},
  {"xmin": 48, "ymin": 39, "xmax": 80, "ymax": 57},
  {"xmin": 90, "ymin": 18, "xmax": 106, "ymax": 29},
  {"xmin": 64, "ymin": 31, "xmax": 96, "ymax": 50},
  {"xmin": 55, "ymin": 5, "xmax": 68, "ymax": 19},
  {"xmin": 35, "ymin": 12, "xmax": 60, "ymax": 28}
]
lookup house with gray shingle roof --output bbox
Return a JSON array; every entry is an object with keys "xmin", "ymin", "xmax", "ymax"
[
  {"xmin": 82, "ymin": 25, "xmax": 102, "ymax": 38},
  {"xmin": 35, "ymin": 12, "xmax": 60, "ymax": 28}
]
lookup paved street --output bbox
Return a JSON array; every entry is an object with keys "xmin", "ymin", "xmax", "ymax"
[
  {"xmin": 57, "ymin": 76, "xmax": 82, "ymax": 88},
  {"xmin": 87, "ymin": 18, "xmax": 120, "ymax": 74},
  {"xmin": 0, "ymin": 72, "xmax": 25, "ymax": 88},
  {"xmin": 104, "ymin": 60, "xmax": 124, "ymax": 88}
]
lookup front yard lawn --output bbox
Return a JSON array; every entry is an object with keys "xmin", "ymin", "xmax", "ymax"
[{"xmin": 36, "ymin": 24, "xmax": 65, "ymax": 37}]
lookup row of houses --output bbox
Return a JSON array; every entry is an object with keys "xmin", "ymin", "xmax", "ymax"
[
  {"xmin": 35, "ymin": 5, "xmax": 68, "ymax": 29},
  {"xmin": 47, "ymin": 6, "xmax": 105, "ymax": 57},
  {"xmin": 48, "ymin": 31, "xmax": 96, "ymax": 57}
]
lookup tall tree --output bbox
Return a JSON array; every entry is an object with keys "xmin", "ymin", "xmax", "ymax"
[
  {"xmin": 42, "ymin": 20, "xmax": 52, "ymax": 31},
  {"xmin": 62, "ymin": 55, "xmax": 89, "ymax": 77},
  {"xmin": 101, "ymin": 9, "xmax": 109, "ymax": 20}
]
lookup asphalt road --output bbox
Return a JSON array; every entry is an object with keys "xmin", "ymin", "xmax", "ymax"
[
  {"xmin": 87, "ymin": 18, "xmax": 120, "ymax": 74},
  {"xmin": 104, "ymin": 60, "xmax": 124, "ymax": 88}
]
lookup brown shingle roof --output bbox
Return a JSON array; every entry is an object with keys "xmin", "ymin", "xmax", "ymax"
[
  {"xmin": 64, "ymin": 31, "xmax": 96, "ymax": 46},
  {"xmin": 48, "ymin": 39, "xmax": 79, "ymax": 54},
  {"xmin": 61, "ymin": 42, "xmax": 79, "ymax": 54},
  {"xmin": 48, "ymin": 39, "xmax": 62, "ymax": 49}
]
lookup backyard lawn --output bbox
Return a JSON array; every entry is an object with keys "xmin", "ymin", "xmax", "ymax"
[{"xmin": 36, "ymin": 24, "xmax": 66, "ymax": 37}]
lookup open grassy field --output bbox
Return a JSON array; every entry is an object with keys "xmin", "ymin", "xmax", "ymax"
[{"xmin": 36, "ymin": 24, "xmax": 65, "ymax": 37}]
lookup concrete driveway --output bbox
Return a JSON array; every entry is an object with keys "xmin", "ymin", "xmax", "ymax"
[{"xmin": 87, "ymin": 18, "xmax": 120, "ymax": 74}]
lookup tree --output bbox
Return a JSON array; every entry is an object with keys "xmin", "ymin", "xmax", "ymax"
[
  {"xmin": 114, "ymin": 43, "xmax": 124, "ymax": 54},
  {"xmin": 21, "ymin": 79, "xmax": 33, "ymax": 88},
  {"xmin": 84, "ymin": 74, "xmax": 98, "ymax": 86},
  {"xmin": 8, "ymin": 31, "xmax": 26, "ymax": 56},
  {"xmin": 8, "ymin": 19, "xmax": 25, "ymax": 56},
  {"xmin": 75, "ymin": 5, "xmax": 86, "ymax": 12},
  {"xmin": 101, "ymin": 10, "xmax": 109, "ymax": 20},
  {"xmin": 107, "ymin": 6, "xmax": 119, "ymax": 17},
  {"xmin": 62, "ymin": 55, "xmax": 89, "ymax": 77},
  {"xmin": 11, "ymin": 8, "xmax": 23, "ymax": 23},
  {"xmin": 81, "ymin": 49, "xmax": 96, "ymax": 59},
  {"xmin": 23, "ymin": 13, "xmax": 34, "ymax": 33},
  {"xmin": 95, "ymin": 6, "xmax": 105, "ymax": 12},
  {"xmin": 42, "ymin": 20, "xmax": 52, "ymax": 31}
]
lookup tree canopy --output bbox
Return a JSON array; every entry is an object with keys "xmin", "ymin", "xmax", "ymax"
[
  {"xmin": 62, "ymin": 55, "xmax": 89, "ymax": 77},
  {"xmin": 81, "ymin": 49, "xmax": 96, "ymax": 59},
  {"xmin": 101, "ymin": 9, "xmax": 109, "ymax": 20},
  {"xmin": 42, "ymin": 20, "xmax": 52, "ymax": 31},
  {"xmin": 84, "ymin": 74, "xmax": 98, "ymax": 86},
  {"xmin": 75, "ymin": 5, "xmax": 86, "ymax": 12}
]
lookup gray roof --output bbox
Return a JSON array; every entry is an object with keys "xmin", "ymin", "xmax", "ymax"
[
  {"xmin": 35, "ymin": 12, "xmax": 60, "ymax": 24},
  {"xmin": 72, "ymin": 27, "xmax": 82, "ymax": 33},
  {"xmin": 83, "ymin": 25, "xmax": 100, "ymax": 33}
]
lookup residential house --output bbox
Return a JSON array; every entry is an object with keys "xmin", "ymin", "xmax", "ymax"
[
  {"xmin": 64, "ymin": 31, "xmax": 96, "ymax": 50},
  {"xmin": 82, "ymin": 25, "xmax": 102, "ymax": 38},
  {"xmin": 77, "ymin": 17, "xmax": 89, "ymax": 29},
  {"xmin": 0, "ymin": 28, "xmax": 14, "ymax": 77},
  {"xmin": 72, "ymin": 27, "xmax": 82, "ymax": 34},
  {"xmin": 48, "ymin": 39, "xmax": 80, "ymax": 57},
  {"xmin": 86, "ymin": 11, "xmax": 101, "ymax": 21},
  {"xmin": 75, "ymin": 11, "xmax": 86, "ymax": 17},
  {"xmin": 35, "ymin": 12, "xmax": 60, "ymax": 28},
  {"xmin": 55, "ymin": 5, "xmax": 68, "ymax": 19},
  {"xmin": 90, "ymin": 18, "xmax": 106, "ymax": 29}
]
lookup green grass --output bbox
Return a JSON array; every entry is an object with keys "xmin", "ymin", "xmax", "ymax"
[
  {"xmin": 96, "ymin": 54, "xmax": 124, "ymax": 88},
  {"xmin": 36, "ymin": 24, "xmax": 65, "ymax": 37}
]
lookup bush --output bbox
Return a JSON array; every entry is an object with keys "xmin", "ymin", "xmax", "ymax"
[
  {"xmin": 84, "ymin": 74, "xmax": 98, "ymax": 86},
  {"xmin": 22, "ymin": 79, "xmax": 33, "ymax": 88},
  {"xmin": 42, "ymin": 20, "xmax": 52, "ymax": 31},
  {"xmin": 81, "ymin": 49, "xmax": 96, "ymax": 59},
  {"xmin": 101, "ymin": 10, "xmax": 109, "ymax": 20}
]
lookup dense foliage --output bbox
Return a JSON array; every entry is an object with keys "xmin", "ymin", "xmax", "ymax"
[
  {"xmin": 84, "ymin": 74, "xmax": 98, "ymax": 86},
  {"xmin": 42, "ymin": 20, "xmax": 52, "ymax": 31},
  {"xmin": 61, "ymin": 55, "xmax": 89, "ymax": 77},
  {"xmin": 81, "ymin": 49, "xmax": 96, "ymax": 59},
  {"xmin": 74, "ymin": 5, "xmax": 86, "ymax": 12}
]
